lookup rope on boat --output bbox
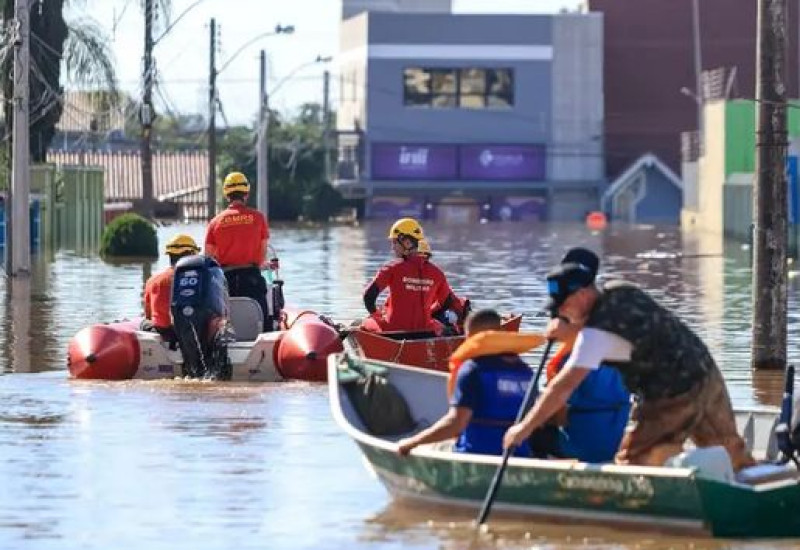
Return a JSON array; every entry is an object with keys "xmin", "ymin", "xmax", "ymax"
[
  {"xmin": 390, "ymin": 338, "xmax": 405, "ymax": 365},
  {"xmin": 285, "ymin": 311, "xmax": 321, "ymax": 330}
]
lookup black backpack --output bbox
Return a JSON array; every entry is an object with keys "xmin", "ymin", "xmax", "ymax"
[{"xmin": 344, "ymin": 368, "xmax": 417, "ymax": 437}]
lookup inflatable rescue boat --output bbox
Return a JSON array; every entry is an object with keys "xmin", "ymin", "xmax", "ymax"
[{"xmin": 68, "ymin": 255, "xmax": 343, "ymax": 382}]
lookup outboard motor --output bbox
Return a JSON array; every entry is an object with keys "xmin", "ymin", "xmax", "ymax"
[
  {"xmin": 171, "ymin": 255, "xmax": 233, "ymax": 380},
  {"xmin": 264, "ymin": 253, "xmax": 286, "ymax": 331}
]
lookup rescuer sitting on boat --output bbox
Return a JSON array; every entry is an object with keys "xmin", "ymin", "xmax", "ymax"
[
  {"xmin": 528, "ymin": 247, "xmax": 631, "ymax": 463},
  {"xmin": 141, "ymin": 234, "xmax": 201, "ymax": 341},
  {"xmin": 503, "ymin": 262, "xmax": 756, "ymax": 471},
  {"xmin": 397, "ymin": 309, "xmax": 545, "ymax": 457},
  {"xmin": 361, "ymin": 218, "xmax": 452, "ymax": 335},
  {"xmin": 205, "ymin": 171, "xmax": 273, "ymax": 331},
  {"xmin": 417, "ymin": 238, "xmax": 472, "ymax": 335}
]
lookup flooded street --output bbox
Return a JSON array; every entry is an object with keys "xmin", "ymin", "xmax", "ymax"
[{"xmin": 1, "ymin": 221, "xmax": 799, "ymax": 549}]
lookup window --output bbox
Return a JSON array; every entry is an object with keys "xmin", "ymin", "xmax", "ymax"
[
  {"xmin": 459, "ymin": 68, "xmax": 486, "ymax": 108},
  {"xmin": 486, "ymin": 68, "xmax": 514, "ymax": 107},
  {"xmin": 430, "ymin": 69, "xmax": 458, "ymax": 107},
  {"xmin": 403, "ymin": 68, "xmax": 458, "ymax": 107},
  {"xmin": 403, "ymin": 67, "xmax": 514, "ymax": 109}
]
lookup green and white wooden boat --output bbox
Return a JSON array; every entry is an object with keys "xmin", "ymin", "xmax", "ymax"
[{"xmin": 328, "ymin": 352, "xmax": 800, "ymax": 538}]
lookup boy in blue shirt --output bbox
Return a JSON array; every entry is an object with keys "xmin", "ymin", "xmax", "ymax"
[{"xmin": 397, "ymin": 309, "xmax": 533, "ymax": 457}]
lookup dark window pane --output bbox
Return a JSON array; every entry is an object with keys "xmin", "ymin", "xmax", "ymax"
[
  {"xmin": 460, "ymin": 68, "xmax": 486, "ymax": 95},
  {"xmin": 404, "ymin": 68, "xmax": 432, "ymax": 106},
  {"xmin": 487, "ymin": 93, "xmax": 513, "ymax": 107},
  {"xmin": 486, "ymin": 68, "xmax": 514, "ymax": 107},
  {"xmin": 431, "ymin": 94, "xmax": 457, "ymax": 108},
  {"xmin": 405, "ymin": 92, "xmax": 432, "ymax": 107},
  {"xmin": 404, "ymin": 68, "xmax": 431, "ymax": 93},
  {"xmin": 428, "ymin": 69, "xmax": 457, "ymax": 108},
  {"xmin": 430, "ymin": 69, "xmax": 457, "ymax": 94}
]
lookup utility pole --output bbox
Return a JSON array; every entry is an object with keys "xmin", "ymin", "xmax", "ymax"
[
  {"xmin": 752, "ymin": 0, "xmax": 789, "ymax": 370},
  {"xmin": 322, "ymin": 69, "xmax": 332, "ymax": 184},
  {"xmin": 207, "ymin": 18, "xmax": 217, "ymax": 220},
  {"xmin": 140, "ymin": 0, "xmax": 155, "ymax": 219},
  {"xmin": 257, "ymin": 50, "xmax": 269, "ymax": 217},
  {"xmin": 8, "ymin": 0, "xmax": 31, "ymax": 276}
]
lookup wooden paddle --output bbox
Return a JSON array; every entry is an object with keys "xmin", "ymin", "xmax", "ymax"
[{"xmin": 475, "ymin": 338, "xmax": 555, "ymax": 526}]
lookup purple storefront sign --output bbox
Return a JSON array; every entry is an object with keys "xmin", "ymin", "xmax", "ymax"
[
  {"xmin": 460, "ymin": 145, "xmax": 546, "ymax": 181},
  {"xmin": 371, "ymin": 144, "xmax": 457, "ymax": 180}
]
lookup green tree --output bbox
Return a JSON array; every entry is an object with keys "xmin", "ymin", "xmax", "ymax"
[{"xmin": 217, "ymin": 103, "xmax": 343, "ymax": 222}]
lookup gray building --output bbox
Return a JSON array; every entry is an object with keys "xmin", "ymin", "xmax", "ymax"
[
  {"xmin": 334, "ymin": 12, "xmax": 605, "ymax": 222},
  {"xmin": 342, "ymin": 0, "xmax": 451, "ymax": 20}
]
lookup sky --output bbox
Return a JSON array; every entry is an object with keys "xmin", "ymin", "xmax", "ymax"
[{"xmin": 68, "ymin": 0, "xmax": 583, "ymax": 126}]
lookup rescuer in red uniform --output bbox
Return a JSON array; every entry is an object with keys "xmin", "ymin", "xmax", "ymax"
[
  {"xmin": 361, "ymin": 218, "xmax": 452, "ymax": 335},
  {"xmin": 142, "ymin": 234, "xmax": 200, "ymax": 341},
  {"xmin": 205, "ymin": 171, "xmax": 273, "ymax": 331}
]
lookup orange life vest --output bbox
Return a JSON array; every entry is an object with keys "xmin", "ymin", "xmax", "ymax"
[
  {"xmin": 545, "ymin": 333, "xmax": 578, "ymax": 382},
  {"xmin": 447, "ymin": 331, "xmax": 546, "ymax": 397}
]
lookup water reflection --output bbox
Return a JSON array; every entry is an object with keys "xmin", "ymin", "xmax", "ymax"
[
  {"xmin": 6, "ymin": 276, "xmax": 31, "ymax": 373},
  {"xmin": 362, "ymin": 501, "xmax": 787, "ymax": 550},
  {"xmin": 2, "ymin": 222, "xmax": 800, "ymax": 550}
]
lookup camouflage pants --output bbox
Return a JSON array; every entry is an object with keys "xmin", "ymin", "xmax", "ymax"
[{"xmin": 615, "ymin": 367, "xmax": 756, "ymax": 471}]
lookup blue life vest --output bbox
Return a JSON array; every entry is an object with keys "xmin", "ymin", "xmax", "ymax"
[
  {"xmin": 558, "ymin": 364, "xmax": 631, "ymax": 463},
  {"xmin": 453, "ymin": 355, "xmax": 532, "ymax": 457}
]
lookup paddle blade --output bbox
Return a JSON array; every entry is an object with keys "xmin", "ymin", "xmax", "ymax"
[{"xmin": 476, "ymin": 448, "xmax": 513, "ymax": 525}]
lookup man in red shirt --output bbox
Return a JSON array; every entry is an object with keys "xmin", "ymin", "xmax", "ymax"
[
  {"xmin": 205, "ymin": 171, "xmax": 272, "ymax": 331},
  {"xmin": 361, "ymin": 218, "xmax": 452, "ymax": 335},
  {"xmin": 142, "ymin": 234, "xmax": 200, "ymax": 341}
]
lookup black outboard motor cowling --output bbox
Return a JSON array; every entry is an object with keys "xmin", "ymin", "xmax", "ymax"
[
  {"xmin": 267, "ymin": 278, "xmax": 286, "ymax": 331},
  {"xmin": 171, "ymin": 255, "xmax": 232, "ymax": 380}
]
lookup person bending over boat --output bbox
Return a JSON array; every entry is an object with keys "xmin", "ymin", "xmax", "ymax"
[
  {"xmin": 418, "ymin": 238, "xmax": 471, "ymax": 335},
  {"xmin": 361, "ymin": 218, "xmax": 452, "ymax": 335},
  {"xmin": 141, "ymin": 234, "xmax": 200, "ymax": 341},
  {"xmin": 397, "ymin": 309, "xmax": 543, "ymax": 457},
  {"xmin": 204, "ymin": 171, "xmax": 272, "ymax": 331},
  {"xmin": 529, "ymin": 247, "xmax": 631, "ymax": 463},
  {"xmin": 503, "ymin": 262, "xmax": 756, "ymax": 471}
]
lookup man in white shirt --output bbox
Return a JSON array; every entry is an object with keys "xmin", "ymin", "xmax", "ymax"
[{"xmin": 503, "ymin": 262, "xmax": 755, "ymax": 471}]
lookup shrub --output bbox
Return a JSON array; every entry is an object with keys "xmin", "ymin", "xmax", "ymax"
[
  {"xmin": 100, "ymin": 213, "xmax": 158, "ymax": 258},
  {"xmin": 302, "ymin": 183, "xmax": 344, "ymax": 221}
]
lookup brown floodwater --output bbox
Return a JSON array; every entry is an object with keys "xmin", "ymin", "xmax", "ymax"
[{"xmin": 0, "ymin": 220, "xmax": 798, "ymax": 549}]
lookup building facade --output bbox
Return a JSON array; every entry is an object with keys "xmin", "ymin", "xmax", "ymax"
[
  {"xmin": 342, "ymin": 0, "xmax": 451, "ymax": 20},
  {"xmin": 684, "ymin": 100, "xmax": 800, "ymax": 246},
  {"xmin": 334, "ymin": 12, "xmax": 605, "ymax": 222},
  {"xmin": 588, "ymin": 0, "xmax": 800, "ymax": 179}
]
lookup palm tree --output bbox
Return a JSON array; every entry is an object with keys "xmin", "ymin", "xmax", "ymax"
[{"xmin": 1, "ymin": 0, "xmax": 170, "ymax": 162}]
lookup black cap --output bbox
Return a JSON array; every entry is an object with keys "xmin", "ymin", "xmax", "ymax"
[
  {"xmin": 560, "ymin": 247, "xmax": 599, "ymax": 282},
  {"xmin": 545, "ymin": 262, "xmax": 595, "ymax": 313}
]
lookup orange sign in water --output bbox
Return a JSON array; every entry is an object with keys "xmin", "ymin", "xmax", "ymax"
[{"xmin": 586, "ymin": 211, "xmax": 608, "ymax": 231}]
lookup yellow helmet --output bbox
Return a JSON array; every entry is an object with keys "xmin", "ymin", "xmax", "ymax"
[
  {"xmin": 418, "ymin": 239, "xmax": 432, "ymax": 257},
  {"xmin": 165, "ymin": 234, "xmax": 200, "ymax": 256},
  {"xmin": 223, "ymin": 171, "xmax": 250, "ymax": 197},
  {"xmin": 388, "ymin": 217, "xmax": 424, "ymax": 241}
]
